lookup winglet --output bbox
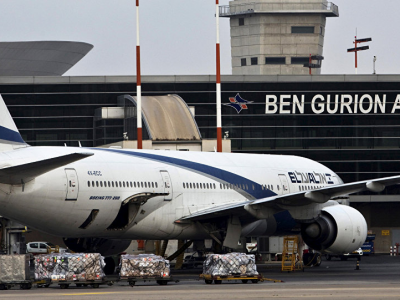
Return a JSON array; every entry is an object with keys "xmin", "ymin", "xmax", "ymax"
[{"xmin": 0, "ymin": 152, "xmax": 93, "ymax": 185}]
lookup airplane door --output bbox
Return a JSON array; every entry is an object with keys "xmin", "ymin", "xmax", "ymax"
[
  {"xmin": 278, "ymin": 174, "xmax": 290, "ymax": 194},
  {"xmin": 65, "ymin": 168, "xmax": 79, "ymax": 200},
  {"xmin": 160, "ymin": 170, "xmax": 173, "ymax": 201}
]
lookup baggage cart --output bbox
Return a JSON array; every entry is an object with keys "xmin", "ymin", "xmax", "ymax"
[
  {"xmin": 53, "ymin": 277, "xmax": 113, "ymax": 289},
  {"xmin": 119, "ymin": 276, "xmax": 178, "ymax": 287},
  {"xmin": 200, "ymin": 273, "xmax": 266, "ymax": 284},
  {"xmin": 0, "ymin": 278, "xmax": 51, "ymax": 290}
]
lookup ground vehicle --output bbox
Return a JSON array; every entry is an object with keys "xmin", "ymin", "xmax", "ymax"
[
  {"xmin": 182, "ymin": 251, "xmax": 206, "ymax": 269},
  {"xmin": 26, "ymin": 242, "xmax": 67, "ymax": 254},
  {"xmin": 325, "ymin": 248, "xmax": 363, "ymax": 261}
]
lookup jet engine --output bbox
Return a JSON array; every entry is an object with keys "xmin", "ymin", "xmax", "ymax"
[
  {"xmin": 301, "ymin": 205, "xmax": 367, "ymax": 254},
  {"xmin": 63, "ymin": 237, "xmax": 131, "ymax": 256}
]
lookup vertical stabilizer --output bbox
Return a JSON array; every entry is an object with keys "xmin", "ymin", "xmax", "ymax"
[{"xmin": 0, "ymin": 95, "xmax": 27, "ymax": 151}]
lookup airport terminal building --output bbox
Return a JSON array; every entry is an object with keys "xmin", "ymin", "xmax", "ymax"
[{"xmin": 1, "ymin": 74, "xmax": 400, "ymax": 252}]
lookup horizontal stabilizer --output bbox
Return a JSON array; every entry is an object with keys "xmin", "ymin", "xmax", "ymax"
[{"xmin": 0, "ymin": 152, "xmax": 93, "ymax": 185}]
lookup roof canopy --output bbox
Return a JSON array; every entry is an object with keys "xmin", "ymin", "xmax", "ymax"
[{"xmin": 0, "ymin": 41, "xmax": 93, "ymax": 76}]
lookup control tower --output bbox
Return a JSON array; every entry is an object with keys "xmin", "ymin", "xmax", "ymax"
[{"xmin": 219, "ymin": 0, "xmax": 339, "ymax": 75}]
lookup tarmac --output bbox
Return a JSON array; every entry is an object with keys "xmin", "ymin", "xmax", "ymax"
[{"xmin": 0, "ymin": 254, "xmax": 399, "ymax": 299}]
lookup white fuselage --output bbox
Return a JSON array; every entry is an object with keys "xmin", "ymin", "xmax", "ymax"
[{"xmin": 0, "ymin": 146, "xmax": 341, "ymax": 240}]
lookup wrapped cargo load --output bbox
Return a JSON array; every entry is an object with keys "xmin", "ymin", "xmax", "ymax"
[
  {"xmin": 119, "ymin": 254, "xmax": 170, "ymax": 278},
  {"xmin": 203, "ymin": 253, "xmax": 258, "ymax": 276},
  {"xmin": 0, "ymin": 255, "xmax": 31, "ymax": 282},
  {"xmin": 34, "ymin": 253, "xmax": 106, "ymax": 281}
]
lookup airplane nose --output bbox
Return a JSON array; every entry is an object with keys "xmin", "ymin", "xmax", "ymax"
[{"xmin": 305, "ymin": 223, "xmax": 321, "ymax": 238}]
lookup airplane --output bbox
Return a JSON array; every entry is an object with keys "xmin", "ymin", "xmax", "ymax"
[{"xmin": 0, "ymin": 94, "xmax": 399, "ymax": 267}]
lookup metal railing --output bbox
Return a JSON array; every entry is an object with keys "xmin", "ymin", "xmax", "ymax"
[{"xmin": 219, "ymin": 2, "xmax": 338, "ymax": 17}]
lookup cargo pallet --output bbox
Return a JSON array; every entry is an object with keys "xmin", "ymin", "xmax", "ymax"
[
  {"xmin": 200, "ymin": 274, "xmax": 267, "ymax": 284},
  {"xmin": 54, "ymin": 278, "xmax": 113, "ymax": 289},
  {"xmin": 119, "ymin": 276, "xmax": 179, "ymax": 287},
  {"xmin": 0, "ymin": 279, "xmax": 51, "ymax": 290}
]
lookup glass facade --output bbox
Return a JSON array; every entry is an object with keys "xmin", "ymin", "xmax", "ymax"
[{"xmin": 1, "ymin": 75, "xmax": 400, "ymax": 195}]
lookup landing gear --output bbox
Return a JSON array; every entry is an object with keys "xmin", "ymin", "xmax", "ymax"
[{"xmin": 303, "ymin": 252, "xmax": 322, "ymax": 267}]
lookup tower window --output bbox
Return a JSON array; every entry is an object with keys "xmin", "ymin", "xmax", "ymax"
[
  {"xmin": 291, "ymin": 57, "xmax": 310, "ymax": 65},
  {"xmin": 241, "ymin": 58, "xmax": 247, "ymax": 66},
  {"xmin": 251, "ymin": 57, "xmax": 258, "ymax": 65},
  {"xmin": 291, "ymin": 26, "xmax": 314, "ymax": 34},
  {"xmin": 265, "ymin": 57, "xmax": 286, "ymax": 65},
  {"xmin": 239, "ymin": 18, "xmax": 244, "ymax": 26}
]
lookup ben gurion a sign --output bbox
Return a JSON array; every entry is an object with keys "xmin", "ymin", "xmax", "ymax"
[{"xmin": 265, "ymin": 93, "xmax": 400, "ymax": 114}]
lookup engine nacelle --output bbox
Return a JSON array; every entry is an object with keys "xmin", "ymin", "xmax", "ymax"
[
  {"xmin": 301, "ymin": 205, "xmax": 367, "ymax": 254},
  {"xmin": 63, "ymin": 238, "xmax": 131, "ymax": 256}
]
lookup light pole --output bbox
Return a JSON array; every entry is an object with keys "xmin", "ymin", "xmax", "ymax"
[
  {"xmin": 136, "ymin": 0, "xmax": 142, "ymax": 149},
  {"xmin": 216, "ymin": 0, "xmax": 222, "ymax": 153},
  {"xmin": 373, "ymin": 56, "xmax": 377, "ymax": 74}
]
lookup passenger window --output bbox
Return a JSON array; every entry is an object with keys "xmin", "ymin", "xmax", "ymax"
[
  {"xmin": 96, "ymin": 181, "xmax": 99, "ymax": 187},
  {"xmin": 152, "ymin": 182, "xmax": 154, "ymax": 188},
  {"xmin": 100, "ymin": 181, "xmax": 103, "ymax": 187},
  {"xmin": 87, "ymin": 181, "xmax": 90, "ymax": 187},
  {"xmin": 155, "ymin": 182, "xmax": 158, "ymax": 188},
  {"xmin": 183, "ymin": 183, "xmax": 186, "ymax": 188},
  {"xmin": 134, "ymin": 182, "xmax": 136, "ymax": 188},
  {"xmin": 277, "ymin": 185, "xmax": 280, "ymax": 191},
  {"xmin": 112, "ymin": 181, "xmax": 114, "ymax": 187},
  {"xmin": 141, "ymin": 182, "xmax": 143, "ymax": 188},
  {"xmin": 119, "ymin": 181, "xmax": 122, "ymax": 187},
  {"xmin": 92, "ymin": 181, "xmax": 94, "ymax": 187},
  {"xmin": 123, "ymin": 182, "xmax": 125, "ymax": 188},
  {"xmin": 213, "ymin": 184, "xmax": 216, "ymax": 189},
  {"xmin": 104, "ymin": 181, "xmax": 107, "ymax": 187}
]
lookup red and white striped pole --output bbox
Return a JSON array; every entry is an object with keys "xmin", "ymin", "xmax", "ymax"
[
  {"xmin": 216, "ymin": 0, "xmax": 222, "ymax": 153},
  {"xmin": 136, "ymin": 0, "xmax": 142, "ymax": 149},
  {"xmin": 354, "ymin": 36, "xmax": 358, "ymax": 75}
]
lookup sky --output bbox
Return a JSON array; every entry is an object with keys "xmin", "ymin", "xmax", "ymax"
[{"xmin": 0, "ymin": 0, "xmax": 398, "ymax": 76}]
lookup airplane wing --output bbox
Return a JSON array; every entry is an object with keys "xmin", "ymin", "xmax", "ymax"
[
  {"xmin": 177, "ymin": 175, "xmax": 400, "ymax": 222},
  {"xmin": 0, "ymin": 152, "xmax": 93, "ymax": 184}
]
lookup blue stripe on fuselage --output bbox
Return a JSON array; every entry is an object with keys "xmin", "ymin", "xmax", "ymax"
[
  {"xmin": 95, "ymin": 148, "xmax": 276, "ymax": 200},
  {"xmin": 0, "ymin": 125, "xmax": 25, "ymax": 144}
]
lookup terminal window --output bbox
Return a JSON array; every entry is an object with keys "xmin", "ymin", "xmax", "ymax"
[
  {"xmin": 241, "ymin": 58, "xmax": 247, "ymax": 66},
  {"xmin": 251, "ymin": 57, "xmax": 258, "ymax": 65},
  {"xmin": 239, "ymin": 18, "xmax": 244, "ymax": 26},
  {"xmin": 291, "ymin": 57, "xmax": 309, "ymax": 65},
  {"xmin": 265, "ymin": 57, "xmax": 286, "ymax": 65},
  {"xmin": 291, "ymin": 26, "xmax": 315, "ymax": 34}
]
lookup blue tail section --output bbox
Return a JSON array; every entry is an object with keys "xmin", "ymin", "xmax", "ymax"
[{"xmin": 0, "ymin": 95, "xmax": 26, "ymax": 151}]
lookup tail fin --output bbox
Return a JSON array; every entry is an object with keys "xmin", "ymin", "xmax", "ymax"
[{"xmin": 0, "ymin": 95, "xmax": 27, "ymax": 151}]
